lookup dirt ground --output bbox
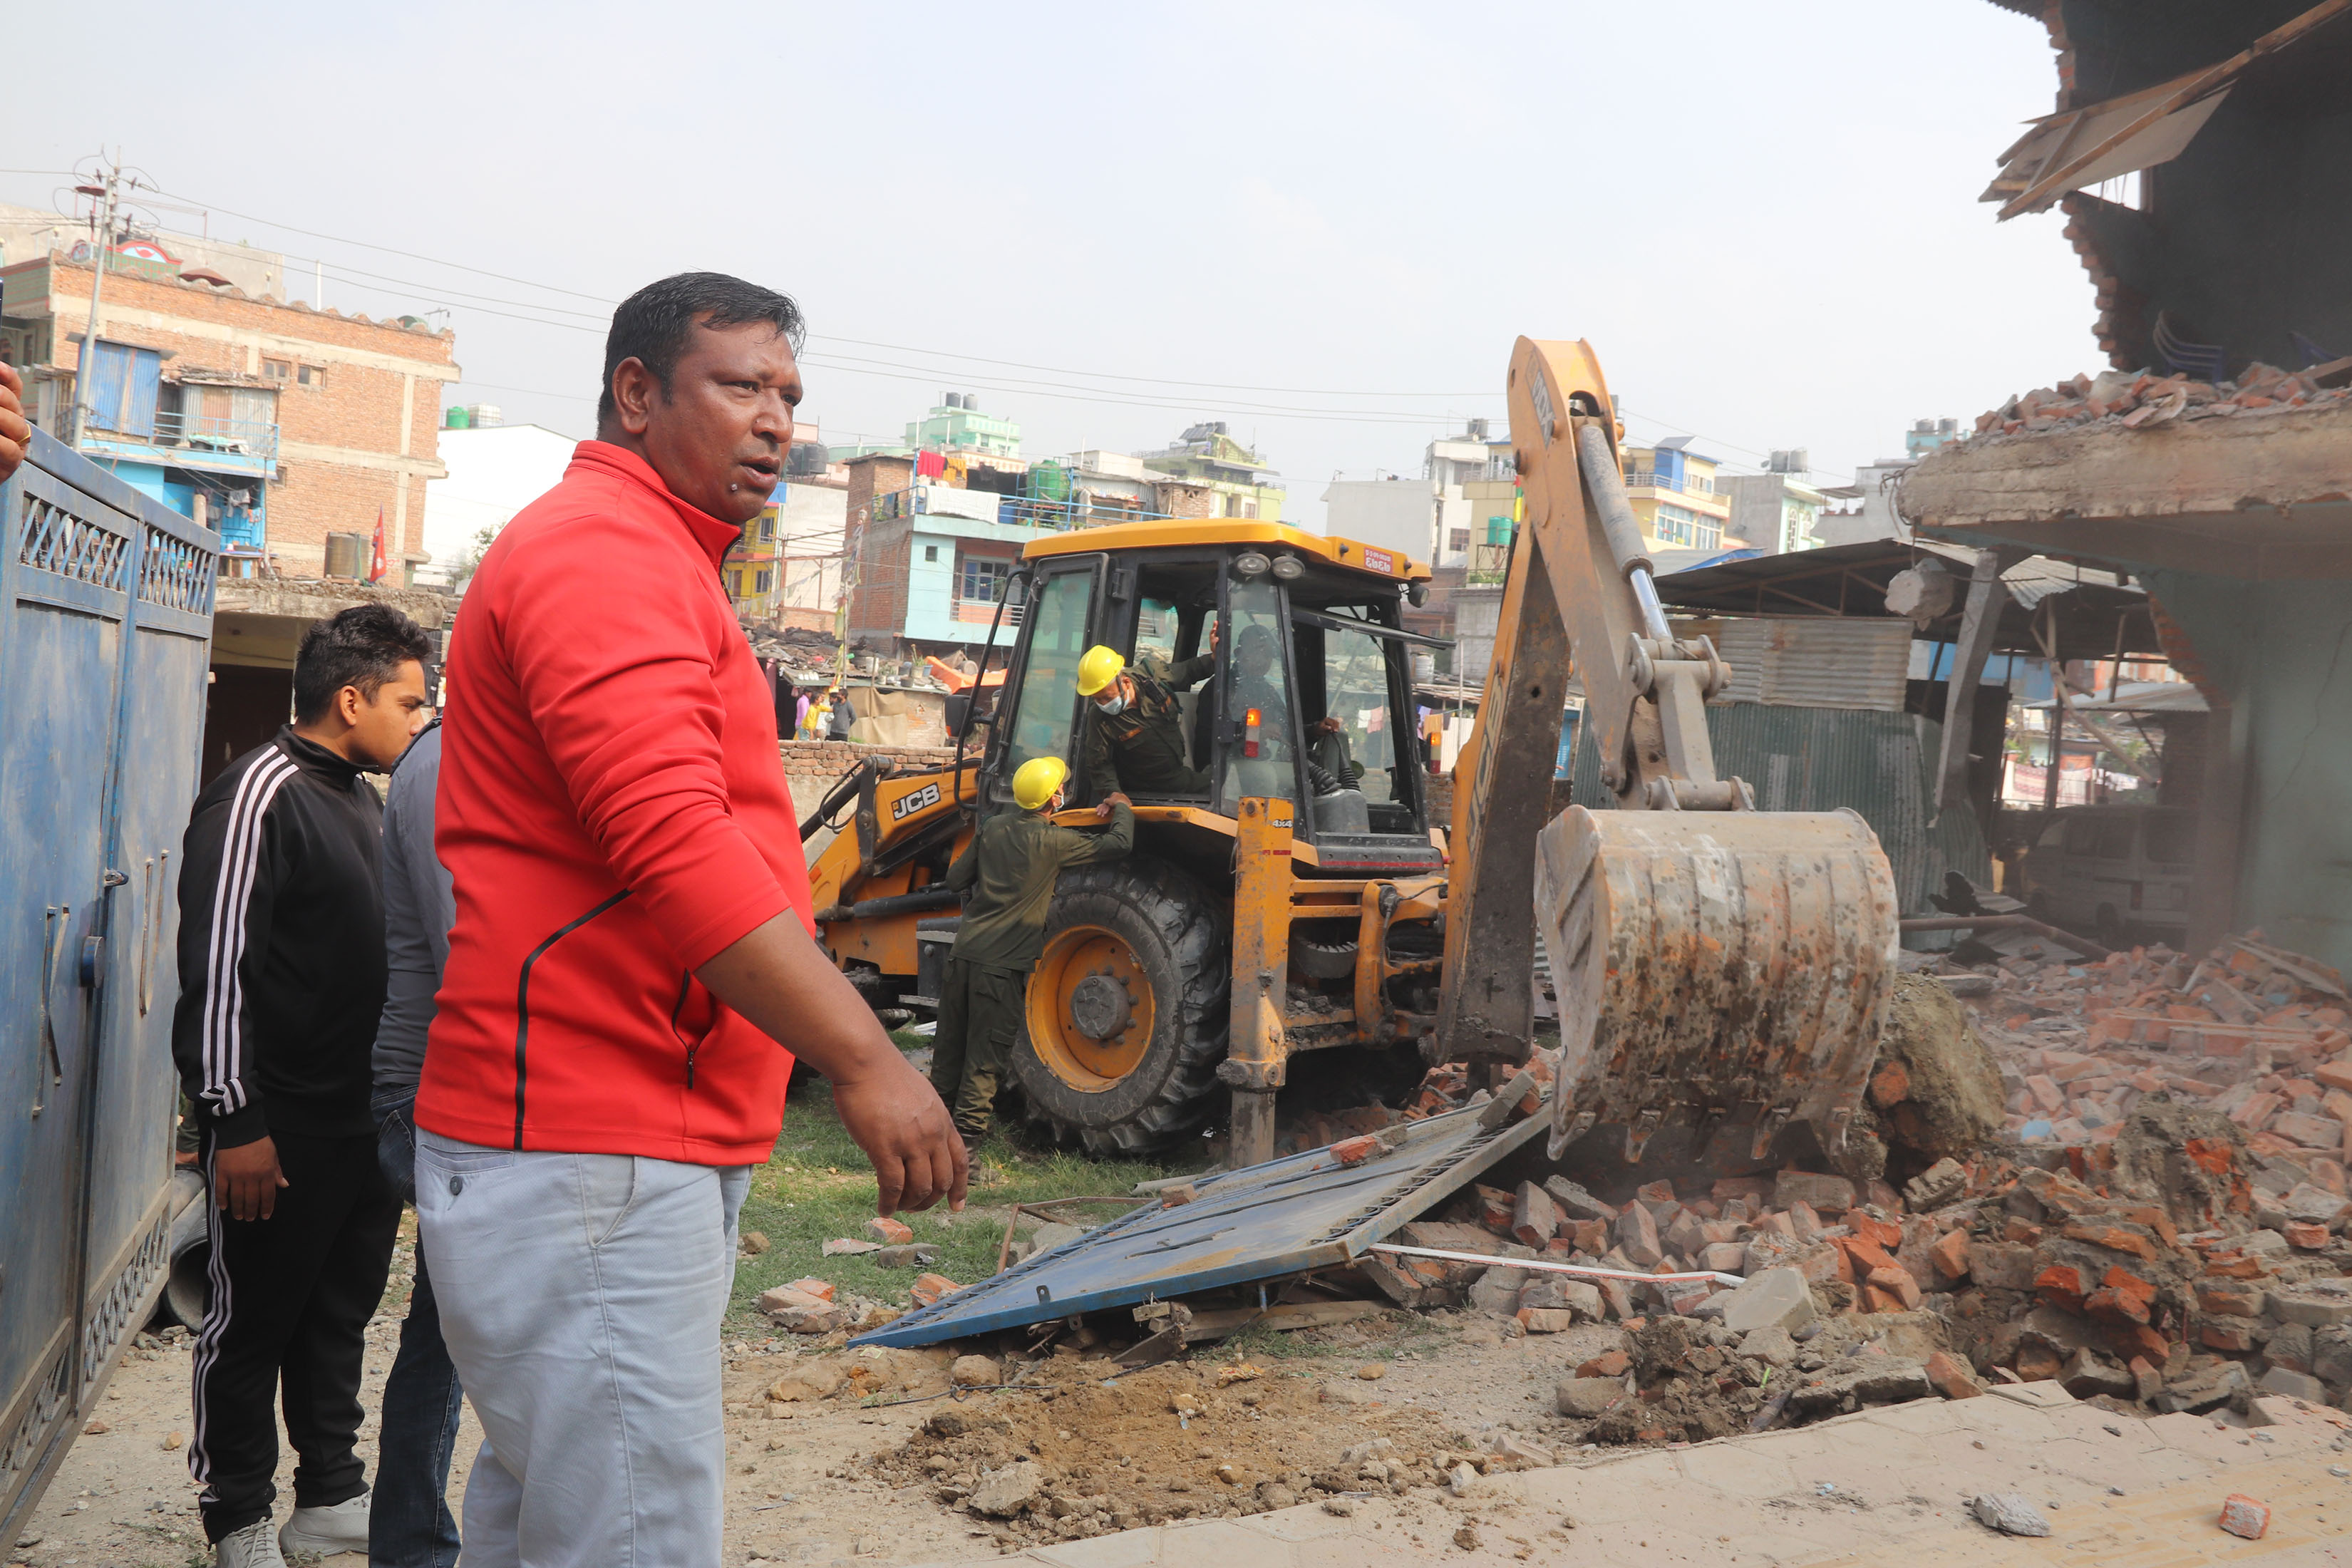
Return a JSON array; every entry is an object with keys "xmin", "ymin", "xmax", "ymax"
[{"xmin": 11, "ymin": 1270, "xmax": 1617, "ymax": 1567}]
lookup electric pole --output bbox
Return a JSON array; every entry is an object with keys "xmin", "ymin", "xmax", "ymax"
[{"xmin": 68, "ymin": 153, "xmax": 125, "ymax": 453}]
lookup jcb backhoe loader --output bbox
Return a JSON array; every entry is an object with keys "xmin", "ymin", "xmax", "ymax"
[{"xmin": 806, "ymin": 339, "xmax": 1899, "ymax": 1171}]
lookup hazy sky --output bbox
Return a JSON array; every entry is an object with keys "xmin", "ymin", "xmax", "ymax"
[{"xmin": 3, "ymin": 1, "xmax": 2093, "ymax": 525}]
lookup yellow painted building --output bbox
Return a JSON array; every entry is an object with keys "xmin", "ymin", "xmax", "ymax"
[
  {"xmin": 723, "ymin": 503, "xmax": 782, "ymax": 616},
  {"xmin": 1619, "ymin": 437, "xmax": 1732, "ymax": 555}
]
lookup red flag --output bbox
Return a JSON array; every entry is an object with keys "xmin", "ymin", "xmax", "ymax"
[{"xmin": 367, "ymin": 505, "xmax": 388, "ymax": 584}]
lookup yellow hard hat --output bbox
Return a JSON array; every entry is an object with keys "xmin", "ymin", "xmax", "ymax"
[
  {"xmin": 1076, "ymin": 645, "xmax": 1125, "ymax": 697},
  {"xmin": 1012, "ymin": 755, "xmax": 1070, "ymax": 811}
]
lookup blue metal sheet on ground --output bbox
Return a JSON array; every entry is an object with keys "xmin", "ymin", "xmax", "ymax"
[{"xmin": 852, "ymin": 1100, "xmax": 1548, "ymax": 1348}]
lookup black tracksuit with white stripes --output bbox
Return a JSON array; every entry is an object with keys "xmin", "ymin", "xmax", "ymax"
[{"xmin": 172, "ymin": 727, "xmax": 402, "ymax": 1542}]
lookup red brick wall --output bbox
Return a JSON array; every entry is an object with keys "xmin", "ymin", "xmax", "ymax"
[
  {"xmin": 40, "ymin": 259, "xmax": 455, "ymax": 573},
  {"xmin": 844, "ymin": 453, "xmax": 914, "ymax": 646},
  {"xmin": 777, "ymin": 740, "xmax": 959, "ymax": 780}
]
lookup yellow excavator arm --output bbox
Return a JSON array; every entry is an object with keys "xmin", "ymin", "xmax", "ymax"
[{"xmin": 1439, "ymin": 338, "xmax": 1902, "ymax": 1170}]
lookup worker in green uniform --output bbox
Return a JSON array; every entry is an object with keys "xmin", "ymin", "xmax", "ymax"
[
  {"xmin": 934, "ymin": 755, "xmax": 1133, "ymax": 1150},
  {"xmin": 1077, "ymin": 641, "xmax": 1214, "ymax": 799}
]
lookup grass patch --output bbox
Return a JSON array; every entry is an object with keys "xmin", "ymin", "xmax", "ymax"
[{"xmin": 726, "ymin": 1051, "xmax": 1208, "ymax": 1332}]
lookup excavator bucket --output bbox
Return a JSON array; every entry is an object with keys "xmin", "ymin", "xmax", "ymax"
[{"xmin": 1534, "ymin": 805, "xmax": 1901, "ymax": 1167}]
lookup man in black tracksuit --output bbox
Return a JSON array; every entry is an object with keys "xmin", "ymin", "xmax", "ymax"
[{"xmin": 173, "ymin": 603, "xmax": 435, "ymax": 1568}]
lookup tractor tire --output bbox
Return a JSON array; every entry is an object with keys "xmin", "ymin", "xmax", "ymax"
[{"xmin": 1009, "ymin": 856, "xmax": 1230, "ymax": 1157}]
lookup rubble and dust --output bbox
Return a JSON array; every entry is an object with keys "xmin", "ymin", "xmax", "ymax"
[
  {"xmin": 1964, "ymin": 359, "xmax": 2352, "ymax": 443},
  {"xmin": 733, "ymin": 924, "xmax": 2352, "ymax": 1542},
  {"xmin": 861, "ymin": 1358, "xmax": 1480, "ymax": 1544}
]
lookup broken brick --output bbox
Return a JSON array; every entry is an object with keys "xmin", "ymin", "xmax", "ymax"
[
  {"xmin": 1511, "ymin": 1181, "xmax": 1559, "ymax": 1247},
  {"xmin": 2083, "ymin": 1287, "xmax": 2150, "ymax": 1328},
  {"xmin": 1928, "ymin": 1229, "xmax": 1971, "ymax": 1285},
  {"xmin": 2202, "ymin": 1320, "xmax": 2256, "ymax": 1353},
  {"xmin": 2014, "ymin": 1343, "xmax": 2063, "ymax": 1381},
  {"xmin": 1866, "ymin": 1264, "xmax": 1923, "ymax": 1310},
  {"xmin": 865, "ymin": 1216, "xmax": 914, "ymax": 1246},
  {"xmin": 2218, "ymin": 1495, "xmax": 2270, "ymax": 1541},
  {"xmin": 2196, "ymin": 1281, "xmax": 2267, "ymax": 1316},
  {"xmin": 1924, "ymin": 1350, "xmax": 1981, "ymax": 1399},
  {"xmin": 1771, "ymin": 1171, "xmax": 1855, "ymax": 1213},
  {"xmin": 2036, "ymin": 1265, "xmax": 2086, "ymax": 1314},
  {"xmin": 1862, "ymin": 1282, "xmax": 1910, "ymax": 1314},
  {"xmin": 1849, "ymin": 1212, "xmax": 1903, "ymax": 1250},
  {"xmin": 2285, "ymin": 1220, "xmax": 2330, "ymax": 1249},
  {"xmin": 2060, "ymin": 1221, "xmax": 2160, "ymax": 1263},
  {"xmin": 1869, "ymin": 1058, "xmax": 1910, "ymax": 1108},
  {"xmin": 1615, "ymin": 1205, "xmax": 1664, "ymax": 1269},
  {"xmin": 1575, "ymin": 1348, "xmax": 1631, "ymax": 1379},
  {"xmin": 1330, "ymin": 1135, "xmax": 1382, "ymax": 1167},
  {"xmin": 909, "ymin": 1272, "xmax": 961, "ymax": 1308},
  {"xmin": 1840, "ymin": 1235, "xmax": 1898, "ymax": 1276}
]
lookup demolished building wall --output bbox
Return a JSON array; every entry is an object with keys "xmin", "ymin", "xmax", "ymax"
[
  {"xmin": 2137, "ymin": 572, "xmax": 2352, "ymax": 969},
  {"xmin": 1994, "ymin": 0, "xmax": 2352, "ymax": 376}
]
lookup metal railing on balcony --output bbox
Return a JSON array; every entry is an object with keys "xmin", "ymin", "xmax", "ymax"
[
  {"xmin": 75, "ymin": 409, "xmax": 280, "ymax": 473},
  {"xmin": 1621, "ymin": 470, "xmax": 1718, "ymax": 497},
  {"xmin": 952, "ymin": 597, "xmax": 1027, "ymax": 626},
  {"xmin": 872, "ymin": 484, "xmax": 1185, "ymax": 532}
]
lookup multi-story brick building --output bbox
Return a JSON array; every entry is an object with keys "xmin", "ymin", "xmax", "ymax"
[{"xmin": 0, "ymin": 236, "xmax": 457, "ymax": 577}]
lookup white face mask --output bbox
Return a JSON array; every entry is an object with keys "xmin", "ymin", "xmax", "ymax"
[{"xmin": 1095, "ymin": 690, "xmax": 1129, "ymax": 717}]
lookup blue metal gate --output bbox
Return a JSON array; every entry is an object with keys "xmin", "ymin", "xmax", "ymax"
[{"xmin": 0, "ymin": 426, "xmax": 218, "ymax": 1537}]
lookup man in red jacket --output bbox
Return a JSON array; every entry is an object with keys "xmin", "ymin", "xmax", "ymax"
[{"xmin": 415, "ymin": 273, "xmax": 964, "ymax": 1567}]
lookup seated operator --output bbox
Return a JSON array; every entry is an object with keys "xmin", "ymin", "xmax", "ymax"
[
  {"xmin": 1077, "ymin": 639, "xmax": 1214, "ymax": 802},
  {"xmin": 1229, "ymin": 624, "xmax": 1351, "ymax": 798}
]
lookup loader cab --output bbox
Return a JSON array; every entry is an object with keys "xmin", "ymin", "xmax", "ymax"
[{"xmin": 981, "ymin": 525, "xmax": 1443, "ymax": 877}]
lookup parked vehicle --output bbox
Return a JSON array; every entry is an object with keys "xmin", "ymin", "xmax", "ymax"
[{"xmin": 2020, "ymin": 804, "xmax": 2195, "ymax": 945}]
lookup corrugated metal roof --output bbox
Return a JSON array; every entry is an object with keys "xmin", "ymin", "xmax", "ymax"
[
  {"xmin": 1568, "ymin": 703, "xmax": 1992, "ymax": 918},
  {"xmin": 1711, "ymin": 617, "xmax": 1914, "ymax": 711}
]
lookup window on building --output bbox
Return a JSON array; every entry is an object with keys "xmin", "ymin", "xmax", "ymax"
[
  {"xmin": 959, "ymin": 556, "xmax": 1011, "ymax": 603},
  {"xmin": 263, "ymin": 359, "xmax": 292, "ymax": 381},
  {"xmin": 1654, "ymin": 504, "xmax": 1698, "ymax": 547},
  {"xmin": 296, "ymin": 364, "xmax": 325, "ymax": 388},
  {"xmin": 1448, "ymin": 527, "xmax": 1471, "ymax": 554},
  {"xmin": 754, "ymin": 569, "xmax": 773, "ymax": 594},
  {"xmin": 924, "ymin": 544, "xmax": 939, "ymax": 562}
]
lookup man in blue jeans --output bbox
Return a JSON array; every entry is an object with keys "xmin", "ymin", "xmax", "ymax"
[{"xmin": 370, "ymin": 717, "xmax": 463, "ymax": 1566}]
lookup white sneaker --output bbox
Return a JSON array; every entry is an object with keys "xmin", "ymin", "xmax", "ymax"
[
  {"xmin": 215, "ymin": 1517, "xmax": 288, "ymax": 1567},
  {"xmin": 277, "ymin": 1490, "xmax": 370, "ymax": 1558}
]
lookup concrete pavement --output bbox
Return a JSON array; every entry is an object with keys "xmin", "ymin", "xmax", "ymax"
[{"xmin": 914, "ymin": 1383, "xmax": 2352, "ymax": 1567}]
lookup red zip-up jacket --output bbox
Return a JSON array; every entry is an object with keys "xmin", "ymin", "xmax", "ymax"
[{"xmin": 416, "ymin": 440, "xmax": 808, "ymax": 1164}]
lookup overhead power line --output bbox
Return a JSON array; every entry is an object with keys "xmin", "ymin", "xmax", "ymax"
[{"xmin": 92, "ymin": 175, "xmax": 1847, "ymax": 476}]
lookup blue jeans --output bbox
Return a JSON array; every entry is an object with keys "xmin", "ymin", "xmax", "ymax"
[{"xmin": 371, "ymin": 1089, "xmax": 465, "ymax": 1568}]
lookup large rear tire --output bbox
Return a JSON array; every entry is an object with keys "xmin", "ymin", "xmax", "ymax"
[{"xmin": 1009, "ymin": 856, "xmax": 1229, "ymax": 1156}]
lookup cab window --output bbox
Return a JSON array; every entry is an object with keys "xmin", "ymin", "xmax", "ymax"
[
  {"xmin": 1001, "ymin": 569, "xmax": 1093, "ymax": 776},
  {"xmin": 1133, "ymin": 596, "xmax": 1182, "ymax": 666},
  {"xmin": 1217, "ymin": 578, "xmax": 1297, "ymax": 809},
  {"xmin": 2094, "ymin": 819, "xmax": 2135, "ymax": 861}
]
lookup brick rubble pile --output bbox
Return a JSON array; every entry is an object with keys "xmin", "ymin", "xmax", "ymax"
[
  {"xmin": 1970, "ymin": 360, "xmax": 2352, "ymax": 441},
  {"xmin": 1964, "ymin": 933, "xmax": 2352, "ymax": 1157}
]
